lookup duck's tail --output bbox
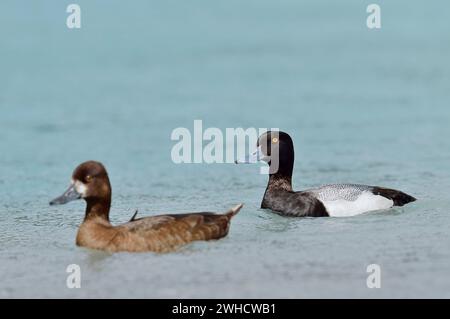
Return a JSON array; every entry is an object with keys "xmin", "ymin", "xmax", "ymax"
[
  {"xmin": 129, "ymin": 209, "xmax": 139, "ymax": 222},
  {"xmin": 225, "ymin": 203, "xmax": 244, "ymax": 218},
  {"xmin": 372, "ymin": 187, "xmax": 416, "ymax": 206}
]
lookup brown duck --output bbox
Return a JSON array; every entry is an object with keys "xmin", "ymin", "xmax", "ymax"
[{"xmin": 49, "ymin": 161, "xmax": 243, "ymax": 253}]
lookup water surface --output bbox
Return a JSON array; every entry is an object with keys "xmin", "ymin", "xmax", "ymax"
[{"xmin": 0, "ymin": 0, "xmax": 449, "ymax": 298}]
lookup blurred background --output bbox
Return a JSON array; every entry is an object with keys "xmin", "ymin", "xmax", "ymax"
[{"xmin": 0, "ymin": 0, "xmax": 449, "ymax": 298}]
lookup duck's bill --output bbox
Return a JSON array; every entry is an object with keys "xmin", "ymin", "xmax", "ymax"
[
  {"xmin": 235, "ymin": 146, "xmax": 267, "ymax": 164},
  {"xmin": 49, "ymin": 184, "xmax": 82, "ymax": 205}
]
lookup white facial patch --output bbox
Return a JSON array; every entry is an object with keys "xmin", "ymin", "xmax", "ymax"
[{"xmin": 72, "ymin": 179, "xmax": 87, "ymax": 197}]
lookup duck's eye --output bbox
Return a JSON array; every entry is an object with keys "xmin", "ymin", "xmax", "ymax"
[
  {"xmin": 272, "ymin": 137, "xmax": 279, "ymax": 144},
  {"xmin": 85, "ymin": 175, "xmax": 93, "ymax": 182}
]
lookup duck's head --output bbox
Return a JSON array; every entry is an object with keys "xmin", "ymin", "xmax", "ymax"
[
  {"xmin": 235, "ymin": 130, "xmax": 294, "ymax": 177},
  {"xmin": 50, "ymin": 161, "xmax": 111, "ymax": 206}
]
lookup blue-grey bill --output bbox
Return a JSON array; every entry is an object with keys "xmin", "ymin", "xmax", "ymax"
[
  {"xmin": 235, "ymin": 146, "xmax": 265, "ymax": 164},
  {"xmin": 49, "ymin": 184, "xmax": 82, "ymax": 206}
]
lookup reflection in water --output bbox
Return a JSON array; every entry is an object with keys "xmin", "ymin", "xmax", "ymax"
[{"xmin": 84, "ymin": 250, "xmax": 114, "ymax": 272}]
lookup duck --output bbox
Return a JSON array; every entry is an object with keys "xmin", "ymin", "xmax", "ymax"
[
  {"xmin": 49, "ymin": 161, "xmax": 243, "ymax": 253},
  {"xmin": 235, "ymin": 131, "xmax": 415, "ymax": 217}
]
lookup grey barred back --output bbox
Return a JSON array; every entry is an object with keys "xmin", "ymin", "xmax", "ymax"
[{"xmin": 307, "ymin": 184, "xmax": 373, "ymax": 202}]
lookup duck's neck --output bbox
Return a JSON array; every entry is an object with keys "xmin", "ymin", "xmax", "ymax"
[
  {"xmin": 266, "ymin": 153, "xmax": 294, "ymax": 192},
  {"xmin": 266, "ymin": 173, "xmax": 293, "ymax": 192},
  {"xmin": 84, "ymin": 198, "xmax": 111, "ymax": 222}
]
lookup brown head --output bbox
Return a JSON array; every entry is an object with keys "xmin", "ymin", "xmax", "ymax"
[{"xmin": 50, "ymin": 161, "xmax": 112, "ymax": 220}]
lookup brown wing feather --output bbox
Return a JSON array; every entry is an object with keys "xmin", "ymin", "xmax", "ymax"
[{"xmin": 107, "ymin": 205, "xmax": 242, "ymax": 253}]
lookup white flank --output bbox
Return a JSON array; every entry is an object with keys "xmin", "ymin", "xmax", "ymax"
[{"xmin": 318, "ymin": 192, "xmax": 394, "ymax": 217}]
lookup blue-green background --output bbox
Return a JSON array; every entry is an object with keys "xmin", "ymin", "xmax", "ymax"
[{"xmin": 0, "ymin": 0, "xmax": 449, "ymax": 297}]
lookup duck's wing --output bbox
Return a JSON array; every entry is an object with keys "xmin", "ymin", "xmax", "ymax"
[
  {"xmin": 110, "ymin": 204, "xmax": 243, "ymax": 252},
  {"xmin": 305, "ymin": 184, "xmax": 415, "ymax": 217}
]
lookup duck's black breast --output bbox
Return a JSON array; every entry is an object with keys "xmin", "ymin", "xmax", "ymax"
[{"xmin": 261, "ymin": 190, "xmax": 329, "ymax": 217}]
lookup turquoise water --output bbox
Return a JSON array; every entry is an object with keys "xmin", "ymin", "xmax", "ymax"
[{"xmin": 1, "ymin": 0, "xmax": 450, "ymax": 298}]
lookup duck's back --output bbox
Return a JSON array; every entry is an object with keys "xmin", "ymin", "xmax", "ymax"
[{"xmin": 106, "ymin": 209, "xmax": 240, "ymax": 253}]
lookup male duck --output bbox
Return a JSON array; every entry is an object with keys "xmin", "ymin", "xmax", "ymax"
[
  {"xmin": 236, "ymin": 131, "xmax": 415, "ymax": 217},
  {"xmin": 50, "ymin": 161, "xmax": 243, "ymax": 252}
]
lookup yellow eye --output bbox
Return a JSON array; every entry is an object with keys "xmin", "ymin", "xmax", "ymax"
[
  {"xmin": 272, "ymin": 137, "xmax": 279, "ymax": 144},
  {"xmin": 85, "ymin": 175, "xmax": 92, "ymax": 182}
]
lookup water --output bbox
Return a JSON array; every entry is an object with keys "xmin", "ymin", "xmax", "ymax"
[{"xmin": 1, "ymin": 0, "xmax": 449, "ymax": 298}]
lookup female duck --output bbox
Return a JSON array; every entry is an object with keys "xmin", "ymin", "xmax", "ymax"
[
  {"xmin": 50, "ymin": 161, "xmax": 243, "ymax": 253},
  {"xmin": 236, "ymin": 131, "xmax": 415, "ymax": 217}
]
